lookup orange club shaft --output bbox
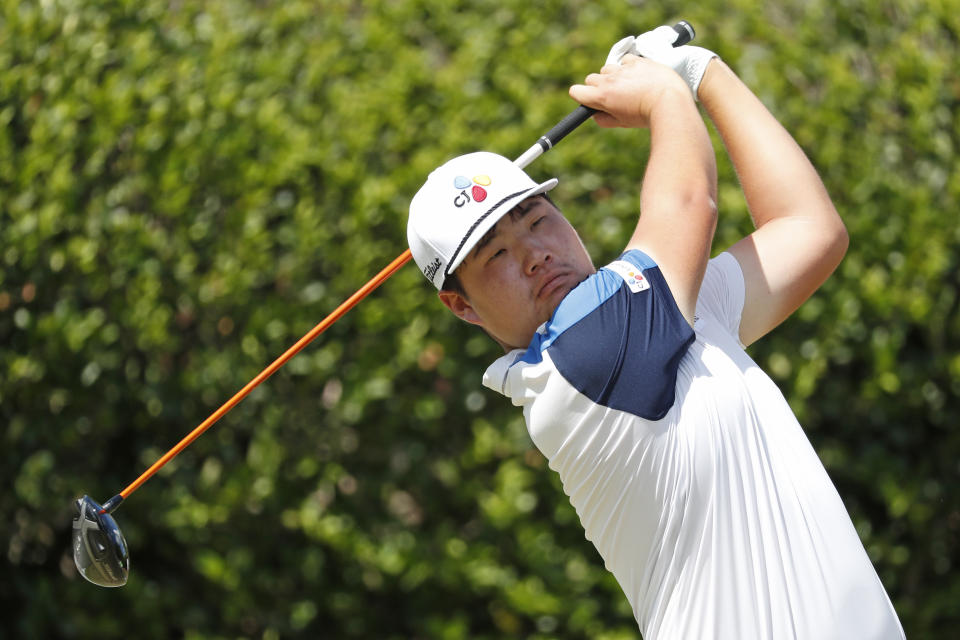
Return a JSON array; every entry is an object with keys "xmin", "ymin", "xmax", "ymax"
[{"xmin": 114, "ymin": 249, "xmax": 413, "ymax": 503}]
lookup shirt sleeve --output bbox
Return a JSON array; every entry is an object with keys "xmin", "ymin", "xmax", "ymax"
[
  {"xmin": 696, "ymin": 252, "xmax": 746, "ymax": 345},
  {"xmin": 531, "ymin": 249, "xmax": 695, "ymax": 421}
]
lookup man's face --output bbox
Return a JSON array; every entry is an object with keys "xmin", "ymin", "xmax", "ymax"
[{"xmin": 438, "ymin": 196, "xmax": 595, "ymax": 350}]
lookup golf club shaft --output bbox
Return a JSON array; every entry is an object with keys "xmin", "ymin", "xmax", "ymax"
[
  {"xmin": 515, "ymin": 20, "xmax": 695, "ymax": 169},
  {"xmin": 102, "ymin": 20, "xmax": 696, "ymax": 514},
  {"xmin": 102, "ymin": 250, "xmax": 412, "ymax": 512}
]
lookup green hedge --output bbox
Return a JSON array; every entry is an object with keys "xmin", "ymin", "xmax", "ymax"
[{"xmin": 3, "ymin": 0, "xmax": 957, "ymax": 637}]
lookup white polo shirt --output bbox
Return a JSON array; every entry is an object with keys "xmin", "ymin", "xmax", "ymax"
[{"xmin": 483, "ymin": 250, "xmax": 904, "ymax": 640}]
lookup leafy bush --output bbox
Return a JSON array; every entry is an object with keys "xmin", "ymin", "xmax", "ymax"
[{"xmin": 2, "ymin": 0, "xmax": 957, "ymax": 637}]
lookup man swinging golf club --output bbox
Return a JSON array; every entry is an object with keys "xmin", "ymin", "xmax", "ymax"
[{"xmin": 407, "ymin": 26, "xmax": 905, "ymax": 639}]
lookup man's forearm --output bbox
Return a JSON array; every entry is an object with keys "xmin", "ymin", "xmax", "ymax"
[
  {"xmin": 697, "ymin": 60, "xmax": 838, "ymax": 229},
  {"xmin": 642, "ymin": 89, "xmax": 718, "ymax": 218},
  {"xmin": 698, "ymin": 59, "xmax": 848, "ymax": 346},
  {"xmin": 568, "ymin": 54, "xmax": 718, "ymax": 323},
  {"xmin": 628, "ymin": 87, "xmax": 718, "ymax": 323}
]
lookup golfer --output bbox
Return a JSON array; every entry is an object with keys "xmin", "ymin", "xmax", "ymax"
[{"xmin": 408, "ymin": 28, "xmax": 905, "ymax": 639}]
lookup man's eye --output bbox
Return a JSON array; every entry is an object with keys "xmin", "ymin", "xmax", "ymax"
[
  {"xmin": 531, "ymin": 216, "xmax": 546, "ymax": 228},
  {"xmin": 488, "ymin": 248, "xmax": 505, "ymax": 262}
]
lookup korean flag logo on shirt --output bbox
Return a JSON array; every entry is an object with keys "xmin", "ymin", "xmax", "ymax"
[{"xmin": 607, "ymin": 260, "xmax": 651, "ymax": 293}]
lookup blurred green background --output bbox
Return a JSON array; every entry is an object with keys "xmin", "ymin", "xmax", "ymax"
[{"xmin": 2, "ymin": 0, "xmax": 957, "ymax": 637}]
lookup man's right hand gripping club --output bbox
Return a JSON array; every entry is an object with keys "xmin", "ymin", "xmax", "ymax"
[
  {"xmin": 568, "ymin": 53, "xmax": 693, "ymax": 128},
  {"xmin": 606, "ymin": 24, "xmax": 718, "ymax": 100},
  {"xmin": 568, "ymin": 48, "xmax": 719, "ymax": 326}
]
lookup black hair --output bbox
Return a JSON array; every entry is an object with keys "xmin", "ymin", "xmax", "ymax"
[{"xmin": 441, "ymin": 271, "xmax": 466, "ymax": 296}]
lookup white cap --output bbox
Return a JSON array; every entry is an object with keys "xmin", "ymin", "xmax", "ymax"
[{"xmin": 407, "ymin": 151, "xmax": 558, "ymax": 289}]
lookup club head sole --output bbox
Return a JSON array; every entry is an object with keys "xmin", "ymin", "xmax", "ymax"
[{"xmin": 72, "ymin": 495, "xmax": 129, "ymax": 587}]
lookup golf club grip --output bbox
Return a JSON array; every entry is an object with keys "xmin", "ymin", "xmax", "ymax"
[{"xmin": 539, "ymin": 20, "xmax": 695, "ymax": 149}]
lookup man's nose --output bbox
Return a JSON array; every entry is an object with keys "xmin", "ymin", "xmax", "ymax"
[{"xmin": 524, "ymin": 241, "xmax": 552, "ymax": 275}]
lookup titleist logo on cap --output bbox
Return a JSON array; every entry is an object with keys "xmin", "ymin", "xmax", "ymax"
[{"xmin": 423, "ymin": 257, "xmax": 442, "ymax": 282}]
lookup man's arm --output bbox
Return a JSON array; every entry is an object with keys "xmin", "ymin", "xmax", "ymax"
[
  {"xmin": 570, "ymin": 55, "xmax": 718, "ymax": 325},
  {"xmin": 698, "ymin": 60, "xmax": 849, "ymax": 346}
]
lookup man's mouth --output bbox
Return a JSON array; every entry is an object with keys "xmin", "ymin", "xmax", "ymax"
[{"xmin": 538, "ymin": 271, "xmax": 569, "ymax": 299}]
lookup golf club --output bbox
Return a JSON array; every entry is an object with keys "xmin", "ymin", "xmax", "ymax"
[{"xmin": 72, "ymin": 21, "xmax": 695, "ymax": 587}]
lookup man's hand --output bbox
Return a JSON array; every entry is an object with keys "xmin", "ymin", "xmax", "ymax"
[
  {"xmin": 606, "ymin": 26, "xmax": 718, "ymax": 100},
  {"xmin": 568, "ymin": 54, "xmax": 693, "ymax": 129}
]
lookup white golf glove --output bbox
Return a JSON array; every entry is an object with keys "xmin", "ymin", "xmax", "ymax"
[{"xmin": 605, "ymin": 26, "xmax": 718, "ymax": 100}]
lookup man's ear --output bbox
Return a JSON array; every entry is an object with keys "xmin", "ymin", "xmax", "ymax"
[{"xmin": 437, "ymin": 290, "xmax": 484, "ymax": 326}]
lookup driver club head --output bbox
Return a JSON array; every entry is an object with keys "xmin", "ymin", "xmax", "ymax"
[{"xmin": 72, "ymin": 495, "xmax": 129, "ymax": 587}]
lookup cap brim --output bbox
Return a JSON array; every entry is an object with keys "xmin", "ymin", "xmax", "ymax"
[{"xmin": 444, "ymin": 178, "xmax": 558, "ymax": 280}]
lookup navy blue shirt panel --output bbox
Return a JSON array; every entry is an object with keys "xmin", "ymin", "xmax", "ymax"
[{"xmin": 543, "ymin": 251, "xmax": 695, "ymax": 420}]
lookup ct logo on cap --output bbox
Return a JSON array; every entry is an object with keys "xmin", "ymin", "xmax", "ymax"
[{"xmin": 453, "ymin": 175, "xmax": 492, "ymax": 208}]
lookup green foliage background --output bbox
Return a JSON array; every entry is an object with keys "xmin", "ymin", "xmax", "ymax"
[{"xmin": 2, "ymin": 0, "xmax": 957, "ymax": 637}]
